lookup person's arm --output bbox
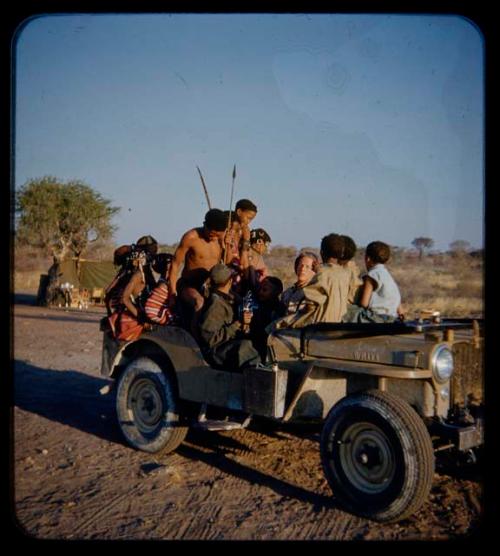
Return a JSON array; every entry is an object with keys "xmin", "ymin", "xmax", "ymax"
[
  {"xmin": 347, "ymin": 263, "xmax": 363, "ymax": 304},
  {"xmin": 167, "ymin": 231, "xmax": 192, "ymax": 298},
  {"xmin": 121, "ymin": 272, "xmax": 143, "ymax": 318},
  {"xmin": 359, "ymin": 275, "xmax": 377, "ymax": 308},
  {"xmin": 397, "ymin": 303, "xmax": 405, "ymax": 320},
  {"xmin": 104, "ymin": 277, "xmax": 118, "ymax": 316},
  {"xmin": 246, "ymin": 253, "xmax": 268, "ymax": 290},
  {"xmin": 198, "ymin": 297, "xmax": 242, "ymax": 348}
]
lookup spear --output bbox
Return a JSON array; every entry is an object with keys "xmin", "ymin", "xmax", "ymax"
[
  {"xmin": 196, "ymin": 165, "xmax": 212, "ymax": 209},
  {"xmin": 224, "ymin": 164, "xmax": 237, "ymax": 264}
]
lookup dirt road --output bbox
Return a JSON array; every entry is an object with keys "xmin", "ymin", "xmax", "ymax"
[{"xmin": 12, "ymin": 299, "xmax": 484, "ymax": 541}]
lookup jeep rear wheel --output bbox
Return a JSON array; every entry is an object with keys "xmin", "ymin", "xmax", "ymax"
[
  {"xmin": 116, "ymin": 356, "xmax": 188, "ymax": 454},
  {"xmin": 320, "ymin": 390, "xmax": 434, "ymax": 522}
]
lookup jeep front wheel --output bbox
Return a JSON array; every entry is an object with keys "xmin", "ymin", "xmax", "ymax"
[
  {"xmin": 115, "ymin": 356, "xmax": 188, "ymax": 453},
  {"xmin": 320, "ymin": 390, "xmax": 434, "ymax": 522}
]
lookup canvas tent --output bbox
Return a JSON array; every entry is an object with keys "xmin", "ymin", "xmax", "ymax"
[{"xmin": 38, "ymin": 258, "xmax": 117, "ymax": 306}]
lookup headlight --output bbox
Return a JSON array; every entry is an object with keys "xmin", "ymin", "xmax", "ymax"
[{"xmin": 432, "ymin": 345, "xmax": 454, "ymax": 383}]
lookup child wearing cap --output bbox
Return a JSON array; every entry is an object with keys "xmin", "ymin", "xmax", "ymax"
[
  {"xmin": 244, "ymin": 228, "xmax": 271, "ymax": 289},
  {"xmin": 197, "ymin": 264, "xmax": 261, "ymax": 370}
]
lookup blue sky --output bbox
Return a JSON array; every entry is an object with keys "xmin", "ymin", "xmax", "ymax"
[{"xmin": 14, "ymin": 13, "xmax": 484, "ymax": 251}]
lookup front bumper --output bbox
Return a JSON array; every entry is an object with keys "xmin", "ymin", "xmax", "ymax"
[{"xmin": 429, "ymin": 417, "xmax": 484, "ymax": 451}]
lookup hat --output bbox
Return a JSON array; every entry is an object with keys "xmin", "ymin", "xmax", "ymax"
[
  {"xmin": 113, "ymin": 244, "xmax": 132, "ymax": 266},
  {"xmin": 210, "ymin": 263, "xmax": 234, "ymax": 285},
  {"xmin": 250, "ymin": 228, "xmax": 271, "ymax": 244},
  {"xmin": 136, "ymin": 235, "xmax": 158, "ymax": 255},
  {"xmin": 136, "ymin": 235, "xmax": 158, "ymax": 247}
]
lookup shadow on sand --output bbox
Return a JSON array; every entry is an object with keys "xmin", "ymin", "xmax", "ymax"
[{"xmin": 14, "ymin": 359, "xmax": 123, "ymax": 446}]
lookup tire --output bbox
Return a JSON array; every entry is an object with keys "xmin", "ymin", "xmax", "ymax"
[
  {"xmin": 115, "ymin": 356, "xmax": 188, "ymax": 454},
  {"xmin": 320, "ymin": 390, "xmax": 435, "ymax": 522}
]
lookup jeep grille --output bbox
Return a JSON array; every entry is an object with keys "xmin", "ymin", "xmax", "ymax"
[{"xmin": 451, "ymin": 340, "xmax": 483, "ymax": 408}]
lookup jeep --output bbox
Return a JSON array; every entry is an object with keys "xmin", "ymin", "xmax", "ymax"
[{"xmin": 100, "ymin": 316, "xmax": 483, "ymax": 522}]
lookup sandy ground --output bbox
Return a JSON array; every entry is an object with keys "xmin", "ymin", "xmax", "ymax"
[{"xmin": 11, "ymin": 297, "xmax": 486, "ymax": 541}]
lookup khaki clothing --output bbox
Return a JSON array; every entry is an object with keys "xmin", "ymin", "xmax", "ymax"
[
  {"xmin": 346, "ymin": 260, "xmax": 363, "ymax": 304},
  {"xmin": 281, "ymin": 284, "xmax": 307, "ymax": 315},
  {"xmin": 271, "ymin": 263, "xmax": 351, "ymax": 329}
]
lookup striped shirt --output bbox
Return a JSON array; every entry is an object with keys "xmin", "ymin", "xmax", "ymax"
[{"xmin": 144, "ymin": 278, "xmax": 175, "ymax": 325}]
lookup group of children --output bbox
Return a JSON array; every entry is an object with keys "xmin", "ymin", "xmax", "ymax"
[{"xmin": 103, "ymin": 199, "xmax": 403, "ymax": 370}]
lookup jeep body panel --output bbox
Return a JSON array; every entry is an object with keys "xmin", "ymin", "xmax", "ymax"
[
  {"xmin": 102, "ymin": 326, "xmax": 247, "ymax": 410},
  {"xmin": 102, "ymin": 319, "xmax": 481, "ymax": 424}
]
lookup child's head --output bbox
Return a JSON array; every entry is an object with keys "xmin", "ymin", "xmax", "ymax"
[
  {"xmin": 250, "ymin": 228, "xmax": 271, "ymax": 255},
  {"xmin": 320, "ymin": 233, "xmax": 356, "ymax": 265},
  {"xmin": 113, "ymin": 244, "xmax": 132, "ymax": 267},
  {"xmin": 340, "ymin": 235, "xmax": 357, "ymax": 264},
  {"xmin": 365, "ymin": 241, "xmax": 391, "ymax": 267},
  {"xmin": 210, "ymin": 263, "xmax": 235, "ymax": 291},
  {"xmin": 257, "ymin": 276, "xmax": 283, "ymax": 303},
  {"xmin": 136, "ymin": 235, "xmax": 159, "ymax": 257},
  {"xmin": 152, "ymin": 253, "xmax": 173, "ymax": 277},
  {"xmin": 235, "ymin": 199, "xmax": 258, "ymax": 227}
]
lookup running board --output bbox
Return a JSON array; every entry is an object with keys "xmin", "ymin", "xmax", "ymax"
[
  {"xmin": 192, "ymin": 419, "xmax": 249, "ymax": 431},
  {"xmin": 193, "ymin": 403, "xmax": 252, "ymax": 431}
]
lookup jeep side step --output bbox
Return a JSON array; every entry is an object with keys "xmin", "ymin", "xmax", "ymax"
[{"xmin": 192, "ymin": 403, "xmax": 253, "ymax": 431}]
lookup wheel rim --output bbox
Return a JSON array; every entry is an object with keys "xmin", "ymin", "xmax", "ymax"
[
  {"xmin": 128, "ymin": 377, "xmax": 164, "ymax": 433},
  {"xmin": 338, "ymin": 421, "xmax": 396, "ymax": 494}
]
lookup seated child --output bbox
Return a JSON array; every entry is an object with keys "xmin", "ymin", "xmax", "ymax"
[
  {"xmin": 343, "ymin": 241, "xmax": 403, "ymax": 323},
  {"xmin": 144, "ymin": 253, "xmax": 177, "ymax": 325},
  {"xmin": 273, "ymin": 233, "xmax": 356, "ymax": 329},
  {"xmin": 249, "ymin": 276, "xmax": 284, "ymax": 362},
  {"xmin": 108, "ymin": 247, "xmax": 156, "ymax": 342},
  {"xmin": 246, "ymin": 228, "xmax": 271, "ymax": 288},
  {"xmin": 197, "ymin": 264, "xmax": 261, "ymax": 370},
  {"xmin": 104, "ymin": 244, "xmax": 134, "ymax": 317}
]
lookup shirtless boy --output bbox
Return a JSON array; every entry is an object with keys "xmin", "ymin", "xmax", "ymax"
[
  {"xmin": 223, "ymin": 199, "xmax": 258, "ymax": 264},
  {"xmin": 168, "ymin": 208, "xmax": 228, "ymax": 316}
]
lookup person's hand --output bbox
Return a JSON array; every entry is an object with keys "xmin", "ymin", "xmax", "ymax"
[
  {"xmin": 241, "ymin": 224, "xmax": 250, "ymax": 242},
  {"xmin": 242, "ymin": 309, "xmax": 253, "ymax": 326},
  {"xmin": 167, "ymin": 293, "xmax": 177, "ymax": 309},
  {"xmin": 224, "ymin": 228, "xmax": 235, "ymax": 246}
]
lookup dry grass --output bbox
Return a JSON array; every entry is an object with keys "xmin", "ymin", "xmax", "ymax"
[
  {"xmin": 390, "ymin": 258, "xmax": 483, "ymax": 318},
  {"xmin": 13, "ymin": 244, "xmax": 484, "ymax": 318}
]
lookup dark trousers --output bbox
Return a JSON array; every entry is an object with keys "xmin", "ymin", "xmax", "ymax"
[{"xmin": 208, "ymin": 339, "xmax": 261, "ymax": 371}]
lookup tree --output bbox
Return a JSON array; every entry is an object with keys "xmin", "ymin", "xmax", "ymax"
[
  {"xmin": 449, "ymin": 240, "xmax": 471, "ymax": 256},
  {"xmin": 411, "ymin": 237, "xmax": 434, "ymax": 259},
  {"xmin": 15, "ymin": 176, "xmax": 120, "ymax": 262}
]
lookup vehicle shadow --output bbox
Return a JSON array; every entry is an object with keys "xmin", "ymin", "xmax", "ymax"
[
  {"xmin": 435, "ymin": 450, "xmax": 483, "ymax": 483},
  {"xmin": 13, "ymin": 359, "xmax": 124, "ymax": 446},
  {"xmin": 249, "ymin": 416, "xmax": 322, "ymax": 443},
  {"xmin": 13, "ymin": 312, "xmax": 102, "ymax": 325},
  {"xmin": 179, "ymin": 428, "xmax": 339, "ymax": 512},
  {"xmin": 12, "ymin": 293, "xmax": 38, "ymax": 306}
]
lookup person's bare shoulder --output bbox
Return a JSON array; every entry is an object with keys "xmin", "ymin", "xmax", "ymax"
[{"xmin": 179, "ymin": 227, "xmax": 200, "ymax": 246}]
